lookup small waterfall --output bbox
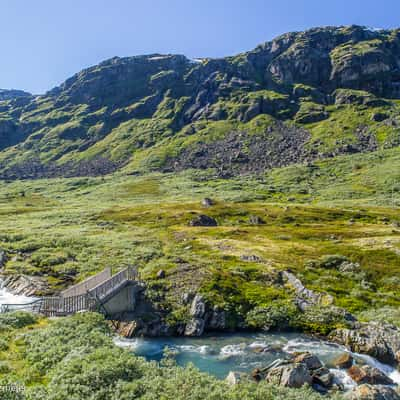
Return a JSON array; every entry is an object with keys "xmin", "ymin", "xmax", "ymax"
[
  {"xmin": 355, "ymin": 352, "xmax": 400, "ymax": 385},
  {"xmin": 0, "ymin": 280, "xmax": 35, "ymax": 306}
]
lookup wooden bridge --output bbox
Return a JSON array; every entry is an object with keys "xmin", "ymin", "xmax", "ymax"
[{"xmin": 0, "ymin": 266, "xmax": 141, "ymax": 317}]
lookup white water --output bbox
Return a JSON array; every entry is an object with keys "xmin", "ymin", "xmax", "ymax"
[
  {"xmin": 0, "ymin": 280, "xmax": 35, "ymax": 306},
  {"xmin": 114, "ymin": 332, "xmax": 400, "ymax": 390},
  {"xmin": 355, "ymin": 352, "xmax": 400, "ymax": 385}
]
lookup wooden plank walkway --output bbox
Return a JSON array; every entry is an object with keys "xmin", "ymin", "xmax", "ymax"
[{"xmin": 1, "ymin": 267, "xmax": 139, "ymax": 317}]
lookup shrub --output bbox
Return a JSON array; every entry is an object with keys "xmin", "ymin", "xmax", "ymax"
[
  {"xmin": 0, "ymin": 312, "xmax": 37, "ymax": 331},
  {"xmin": 245, "ymin": 301, "xmax": 300, "ymax": 331},
  {"xmin": 358, "ymin": 306, "xmax": 400, "ymax": 328},
  {"xmin": 293, "ymin": 306, "xmax": 352, "ymax": 335}
]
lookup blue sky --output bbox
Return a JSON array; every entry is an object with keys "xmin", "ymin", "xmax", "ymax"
[{"xmin": 1, "ymin": 0, "xmax": 399, "ymax": 93}]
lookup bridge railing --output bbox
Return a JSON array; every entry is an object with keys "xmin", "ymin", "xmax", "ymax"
[
  {"xmin": 61, "ymin": 267, "xmax": 112, "ymax": 298},
  {"xmin": 89, "ymin": 266, "xmax": 138, "ymax": 300}
]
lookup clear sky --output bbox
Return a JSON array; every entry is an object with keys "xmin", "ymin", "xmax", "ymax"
[{"xmin": 1, "ymin": 0, "xmax": 399, "ymax": 94}]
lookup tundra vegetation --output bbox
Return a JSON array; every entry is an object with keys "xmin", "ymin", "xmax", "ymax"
[{"xmin": 0, "ymin": 25, "xmax": 400, "ymax": 399}]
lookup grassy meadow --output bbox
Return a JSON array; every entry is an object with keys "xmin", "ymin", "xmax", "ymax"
[{"xmin": 0, "ymin": 147, "xmax": 400, "ymax": 324}]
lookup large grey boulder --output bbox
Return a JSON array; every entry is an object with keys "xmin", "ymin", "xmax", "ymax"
[
  {"xmin": 1, "ymin": 275, "xmax": 49, "ymax": 296},
  {"xmin": 265, "ymin": 362, "xmax": 312, "ymax": 388}
]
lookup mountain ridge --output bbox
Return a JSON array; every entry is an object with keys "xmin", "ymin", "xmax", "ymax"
[{"xmin": 1, "ymin": 24, "xmax": 400, "ymax": 179}]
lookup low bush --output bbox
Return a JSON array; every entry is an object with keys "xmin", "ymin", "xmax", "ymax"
[{"xmin": 0, "ymin": 312, "xmax": 38, "ymax": 331}]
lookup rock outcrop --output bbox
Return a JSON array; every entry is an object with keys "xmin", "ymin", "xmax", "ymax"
[
  {"xmin": 330, "ymin": 322, "xmax": 400, "ymax": 366},
  {"xmin": 1, "ymin": 275, "xmax": 50, "ymax": 296},
  {"xmin": 282, "ymin": 270, "xmax": 334, "ymax": 310}
]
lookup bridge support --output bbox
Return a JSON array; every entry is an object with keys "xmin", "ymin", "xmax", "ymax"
[{"xmin": 100, "ymin": 282, "xmax": 142, "ymax": 317}]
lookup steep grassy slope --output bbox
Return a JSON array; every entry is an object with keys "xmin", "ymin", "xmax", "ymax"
[{"xmin": 0, "ymin": 25, "xmax": 400, "ymax": 178}]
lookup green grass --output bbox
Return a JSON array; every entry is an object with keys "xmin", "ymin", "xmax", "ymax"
[{"xmin": 0, "ymin": 147, "xmax": 399, "ymax": 318}]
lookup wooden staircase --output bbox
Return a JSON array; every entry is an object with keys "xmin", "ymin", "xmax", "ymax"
[{"xmin": 1, "ymin": 267, "xmax": 139, "ymax": 317}]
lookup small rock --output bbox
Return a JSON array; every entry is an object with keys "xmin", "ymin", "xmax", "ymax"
[
  {"xmin": 189, "ymin": 214, "xmax": 218, "ymax": 227},
  {"xmin": 333, "ymin": 353, "xmax": 354, "ymax": 369},
  {"xmin": 251, "ymin": 368, "xmax": 263, "ymax": 382},
  {"xmin": 240, "ymin": 254, "xmax": 262, "ymax": 262},
  {"xmin": 156, "ymin": 269, "xmax": 166, "ymax": 279},
  {"xmin": 201, "ymin": 198, "xmax": 214, "ymax": 208},
  {"xmin": 226, "ymin": 371, "xmax": 243, "ymax": 385},
  {"xmin": 249, "ymin": 215, "xmax": 265, "ymax": 225},
  {"xmin": 347, "ymin": 384, "xmax": 400, "ymax": 400}
]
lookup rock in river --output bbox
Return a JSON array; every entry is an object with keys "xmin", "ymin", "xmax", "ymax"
[
  {"xmin": 333, "ymin": 353, "xmax": 354, "ymax": 369},
  {"xmin": 265, "ymin": 362, "xmax": 312, "ymax": 388},
  {"xmin": 330, "ymin": 322, "xmax": 400, "ymax": 366},
  {"xmin": 347, "ymin": 384, "xmax": 400, "ymax": 400},
  {"xmin": 347, "ymin": 365, "xmax": 394, "ymax": 385}
]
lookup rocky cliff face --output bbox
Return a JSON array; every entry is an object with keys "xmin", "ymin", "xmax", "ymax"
[{"xmin": 1, "ymin": 25, "xmax": 400, "ymax": 178}]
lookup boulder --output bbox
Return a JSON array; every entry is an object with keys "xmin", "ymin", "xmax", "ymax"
[
  {"xmin": 347, "ymin": 365, "xmax": 394, "ymax": 385},
  {"xmin": 189, "ymin": 214, "xmax": 218, "ymax": 227},
  {"xmin": 226, "ymin": 371, "xmax": 244, "ymax": 386},
  {"xmin": 312, "ymin": 367, "xmax": 334, "ymax": 390},
  {"xmin": 333, "ymin": 353, "xmax": 354, "ymax": 369},
  {"xmin": 201, "ymin": 198, "xmax": 214, "ymax": 208},
  {"xmin": 294, "ymin": 352, "xmax": 323, "ymax": 370},
  {"xmin": 347, "ymin": 384, "xmax": 400, "ymax": 400},
  {"xmin": 330, "ymin": 322, "xmax": 400, "ymax": 365},
  {"xmin": 185, "ymin": 294, "xmax": 207, "ymax": 336},
  {"xmin": 265, "ymin": 362, "xmax": 312, "ymax": 388},
  {"xmin": 372, "ymin": 112, "xmax": 389, "ymax": 122}
]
